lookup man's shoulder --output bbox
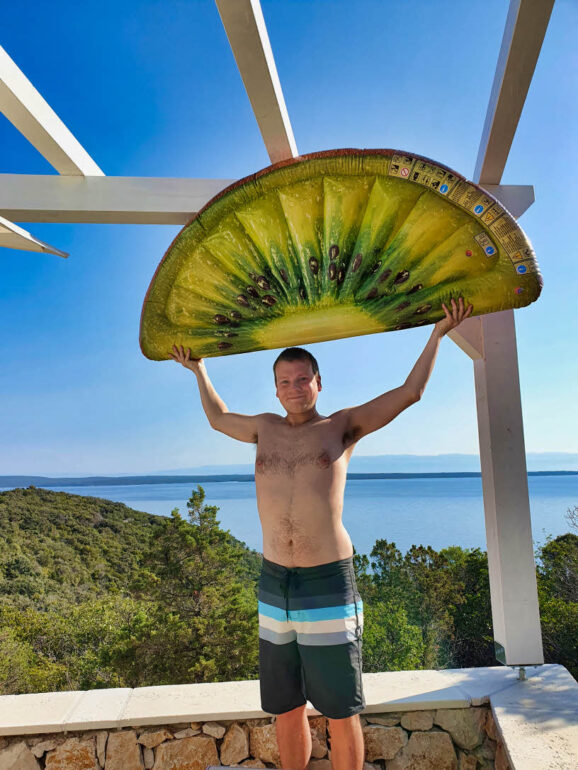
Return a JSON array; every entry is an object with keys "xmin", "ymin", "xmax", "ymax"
[{"xmin": 255, "ymin": 412, "xmax": 283, "ymax": 424}]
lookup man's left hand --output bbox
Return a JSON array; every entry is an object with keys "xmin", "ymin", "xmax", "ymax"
[{"xmin": 434, "ymin": 297, "xmax": 473, "ymax": 337}]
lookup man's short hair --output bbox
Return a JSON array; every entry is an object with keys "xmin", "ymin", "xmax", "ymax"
[{"xmin": 273, "ymin": 347, "xmax": 320, "ymax": 382}]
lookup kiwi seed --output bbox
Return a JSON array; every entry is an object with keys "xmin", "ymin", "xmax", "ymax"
[
  {"xmin": 394, "ymin": 270, "xmax": 410, "ymax": 285},
  {"xmin": 262, "ymin": 295, "xmax": 277, "ymax": 306},
  {"xmin": 214, "ymin": 314, "xmax": 229, "ymax": 325},
  {"xmin": 328, "ymin": 263, "xmax": 337, "ymax": 280},
  {"xmin": 309, "ymin": 257, "xmax": 319, "ymax": 275},
  {"xmin": 338, "ymin": 267, "xmax": 345, "ymax": 284},
  {"xmin": 237, "ymin": 295, "xmax": 250, "ymax": 307},
  {"xmin": 279, "ymin": 268, "xmax": 290, "ymax": 285},
  {"xmin": 379, "ymin": 269, "xmax": 392, "ymax": 284},
  {"xmin": 299, "ymin": 285, "xmax": 307, "ymax": 300},
  {"xmin": 396, "ymin": 322, "xmax": 412, "ymax": 330},
  {"xmin": 230, "ymin": 310, "xmax": 242, "ymax": 320},
  {"xmin": 218, "ymin": 342, "xmax": 233, "ymax": 350},
  {"xmin": 257, "ymin": 276, "xmax": 270, "ymax": 290},
  {"xmin": 329, "ymin": 244, "xmax": 340, "ymax": 260},
  {"xmin": 407, "ymin": 284, "xmax": 423, "ymax": 294},
  {"xmin": 246, "ymin": 286, "xmax": 259, "ymax": 298},
  {"xmin": 352, "ymin": 254, "xmax": 363, "ymax": 273},
  {"xmin": 414, "ymin": 304, "xmax": 432, "ymax": 314},
  {"xmin": 395, "ymin": 301, "xmax": 411, "ymax": 312},
  {"xmin": 371, "ymin": 260, "xmax": 382, "ymax": 274},
  {"xmin": 367, "ymin": 287, "xmax": 378, "ymax": 300}
]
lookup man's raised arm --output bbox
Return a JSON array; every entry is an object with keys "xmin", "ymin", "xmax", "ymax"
[
  {"xmin": 170, "ymin": 345, "xmax": 259, "ymax": 443},
  {"xmin": 343, "ymin": 298, "xmax": 473, "ymax": 442}
]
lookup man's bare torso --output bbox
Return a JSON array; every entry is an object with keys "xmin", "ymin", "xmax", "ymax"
[{"xmin": 255, "ymin": 411, "xmax": 358, "ymax": 567}]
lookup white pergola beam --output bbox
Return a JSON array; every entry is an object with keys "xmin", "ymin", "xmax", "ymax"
[
  {"xmin": 0, "ymin": 175, "xmax": 235, "ymax": 224},
  {"xmin": 215, "ymin": 0, "xmax": 298, "ymax": 164},
  {"xmin": 457, "ymin": 0, "xmax": 553, "ymax": 667},
  {"xmin": 0, "ymin": 215, "xmax": 67, "ymax": 257},
  {"xmin": 474, "ymin": 0, "xmax": 555, "ymax": 185},
  {"xmin": 2, "ymin": 176, "xmax": 535, "ymax": 227},
  {"xmin": 0, "ymin": 46, "xmax": 104, "ymax": 177}
]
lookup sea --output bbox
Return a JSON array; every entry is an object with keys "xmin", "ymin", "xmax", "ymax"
[{"xmin": 4, "ymin": 474, "xmax": 576, "ymax": 558}]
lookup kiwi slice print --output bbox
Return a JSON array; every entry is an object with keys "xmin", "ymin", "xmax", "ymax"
[{"xmin": 140, "ymin": 149, "xmax": 542, "ymax": 359}]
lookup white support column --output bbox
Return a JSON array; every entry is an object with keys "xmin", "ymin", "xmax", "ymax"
[
  {"xmin": 450, "ymin": 0, "xmax": 553, "ymax": 666},
  {"xmin": 473, "ymin": 311, "xmax": 543, "ymax": 665}
]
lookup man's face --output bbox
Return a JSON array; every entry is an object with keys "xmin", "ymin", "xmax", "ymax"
[{"xmin": 275, "ymin": 359, "xmax": 321, "ymax": 414}]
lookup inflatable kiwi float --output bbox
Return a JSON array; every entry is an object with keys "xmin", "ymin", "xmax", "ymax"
[{"xmin": 140, "ymin": 149, "xmax": 542, "ymax": 360}]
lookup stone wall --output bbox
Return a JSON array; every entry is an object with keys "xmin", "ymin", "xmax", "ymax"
[{"xmin": 0, "ymin": 706, "xmax": 511, "ymax": 770}]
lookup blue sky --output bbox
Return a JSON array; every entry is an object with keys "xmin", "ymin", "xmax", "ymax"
[{"xmin": 1, "ymin": 0, "xmax": 577, "ymax": 475}]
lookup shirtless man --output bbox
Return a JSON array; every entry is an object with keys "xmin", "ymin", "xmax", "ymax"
[{"xmin": 171, "ymin": 297, "xmax": 472, "ymax": 770}]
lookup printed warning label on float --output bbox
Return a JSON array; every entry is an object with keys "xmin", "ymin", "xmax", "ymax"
[
  {"xmin": 513, "ymin": 260, "xmax": 536, "ymax": 275},
  {"xmin": 481, "ymin": 203, "xmax": 505, "ymax": 227},
  {"xmin": 490, "ymin": 213, "xmax": 528, "ymax": 254},
  {"xmin": 410, "ymin": 161, "xmax": 459, "ymax": 195},
  {"xmin": 449, "ymin": 182, "xmax": 494, "ymax": 216},
  {"xmin": 509, "ymin": 247, "xmax": 535, "ymax": 264},
  {"xmin": 448, "ymin": 181, "xmax": 478, "ymax": 209},
  {"xmin": 389, "ymin": 154, "xmax": 415, "ymax": 179},
  {"xmin": 474, "ymin": 231, "xmax": 498, "ymax": 258}
]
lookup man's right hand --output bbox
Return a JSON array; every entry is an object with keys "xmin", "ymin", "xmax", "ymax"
[{"xmin": 170, "ymin": 344, "xmax": 204, "ymax": 374}]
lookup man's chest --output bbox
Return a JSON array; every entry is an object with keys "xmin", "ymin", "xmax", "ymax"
[{"xmin": 255, "ymin": 419, "xmax": 354, "ymax": 476}]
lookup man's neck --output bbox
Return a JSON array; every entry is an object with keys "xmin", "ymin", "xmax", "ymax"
[{"xmin": 283, "ymin": 408, "xmax": 321, "ymax": 427}]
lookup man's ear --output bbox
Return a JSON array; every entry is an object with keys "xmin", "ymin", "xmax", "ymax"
[{"xmin": 316, "ymin": 374, "xmax": 322, "ymax": 391}]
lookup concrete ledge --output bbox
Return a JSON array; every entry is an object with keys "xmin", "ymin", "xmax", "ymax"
[{"xmin": 0, "ymin": 665, "xmax": 576, "ymax": 768}]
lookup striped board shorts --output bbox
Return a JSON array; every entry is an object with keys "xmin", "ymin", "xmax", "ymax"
[{"xmin": 258, "ymin": 555, "xmax": 365, "ymax": 719}]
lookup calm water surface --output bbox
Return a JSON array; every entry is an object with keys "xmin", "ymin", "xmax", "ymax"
[{"xmin": 7, "ymin": 475, "xmax": 576, "ymax": 557}]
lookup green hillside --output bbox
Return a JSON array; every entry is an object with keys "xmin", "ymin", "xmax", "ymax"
[{"xmin": 0, "ymin": 487, "xmax": 575, "ymax": 694}]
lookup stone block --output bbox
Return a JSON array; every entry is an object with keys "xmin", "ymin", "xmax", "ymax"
[
  {"xmin": 105, "ymin": 730, "xmax": 142, "ymax": 770},
  {"xmin": 435, "ymin": 707, "xmax": 486, "ymax": 750},
  {"xmin": 400, "ymin": 710, "xmax": 435, "ymax": 731},
  {"xmin": 0, "ymin": 742, "xmax": 41, "ymax": 770},
  {"xmin": 458, "ymin": 751, "xmax": 478, "ymax": 770},
  {"xmin": 173, "ymin": 727, "xmax": 200, "ymax": 739},
  {"xmin": 203, "ymin": 721, "xmax": 226, "ymax": 739},
  {"xmin": 138, "ymin": 729, "xmax": 174, "ymax": 749},
  {"xmin": 310, "ymin": 718, "xmax": 328, "ymax": 759},
  {"xmin": 30, "ymin": 739, "xmax": 58, "ymax": 758},
  {"xmin": 362, "ymin": 725, "xmax": 407, "ymax": 761},
  {"xmin": 388, "ymin": 730, "xmax": 458, "ymax": 770},
  {"xmin": 143, "ymin": 747, "xmax": 154, "ymax": 769},
  {"xmin": 237, "ymin": 761, "xmax": 266, "ymax": 768},
  {"xmin": 153, "ymin": 735, "xmax": 218, "ymax": 769},
  {"xmin": 472, "ymin": 735, "xmax": 496, "ymax": 762},
  {"xmin": 45, "ymin": 737, "xmax": 98, "ymax": 769},
  {"xmin": 220, "ymin": 723, "xmax": 250, "ymax": 766},
  {"xmin": 485, "ymin": 710, "xmax": 499, "ymax": 742},
  {"xmin": 309, "ymin": 761, "xmax": 332, "ymax": 770},
  {"xmin": 495, "ymin": 740, "xmax": 511, "ymax": 770},
  {"xmin": 64, "ymin": 689, "xmax": 132, "ymax": 732},
  {"xmin": 366, "ymin": 712, "xmax": 402, "ymax": 726},
  {"xmin": 249, "ymin": 723, "xmax": 281, "ymax": 767},
  {"xmin": 95, "ymin": 732, "xmax": 108, "ymax": 767}
]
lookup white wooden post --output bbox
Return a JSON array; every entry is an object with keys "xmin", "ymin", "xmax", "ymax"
[
  {"xmin": 473, "ymin": 311, "xmax": 544, "ymax": 665},
  {"xmin": 448, "ymin": 0, "xmax": 554, "ymax": 667},
  {"xmin": 449, "ymin": 183, "xmax": 545, "ymax": 666}
]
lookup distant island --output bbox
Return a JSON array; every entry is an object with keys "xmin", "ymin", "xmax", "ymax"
[{"xmin": 1, "ymin": 470, "xmax": 577, "ymax": 489}]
